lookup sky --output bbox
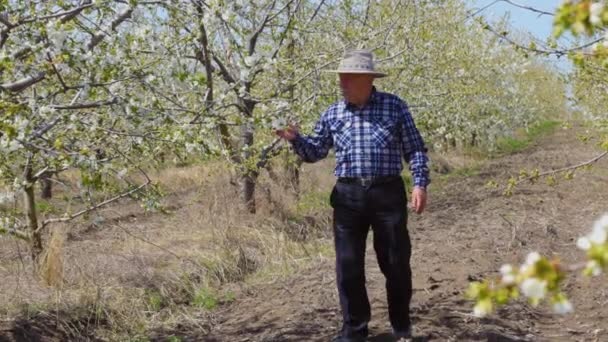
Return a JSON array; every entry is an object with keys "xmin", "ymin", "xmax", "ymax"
[{"xmin": 470, "ymin": 0, "xmax": 572, "ymax": 72}]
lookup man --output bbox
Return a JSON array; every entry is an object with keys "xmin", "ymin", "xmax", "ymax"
[{"xmin": 276, "ymin": 50, "xmax": 430, "ymax": 342}]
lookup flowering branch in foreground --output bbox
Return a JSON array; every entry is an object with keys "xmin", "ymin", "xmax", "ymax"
[{"xmin": 467, "ymin": 213, "xmax": 608, "ymax": 317}]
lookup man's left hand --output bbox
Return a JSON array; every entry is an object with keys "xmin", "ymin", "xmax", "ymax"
[{"xmin": 411, "ymin": 187, "xmax": 427, "ymax": 214}]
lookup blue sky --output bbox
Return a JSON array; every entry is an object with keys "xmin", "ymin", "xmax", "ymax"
[{"xmin": 470, "ymin": 0, "xmax": 571, "ymax": 71}]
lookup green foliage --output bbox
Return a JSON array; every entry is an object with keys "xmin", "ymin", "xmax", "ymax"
[
  {"xmin": 496, "ymin": 120, "xmax": 561, "ymax": 155},
  {"xmin": 191, "ymin": 287, "xmax": 218, "ymax": 310},
  {"xmin": 296, "ymin": 190, "xmax": 331, "ymax": 213},
  {"xmin": 496, "ymin": 137, "xmax": 529, "ymax": 155},
  {"xmin": 35, "ymin": 200, "xmax": 57, "ymax": 215},
  {"xmin": 145, "ymin": 290, "xmax": 164, "ymax": 312}
]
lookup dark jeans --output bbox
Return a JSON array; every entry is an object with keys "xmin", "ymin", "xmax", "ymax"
[{"xmin": 330, "ymin": 177, "xmax": 412, "ymax": 339}]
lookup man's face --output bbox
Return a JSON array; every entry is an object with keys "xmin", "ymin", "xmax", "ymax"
[{"xmin": 339, "ymin": 73, "xmax": 374, "ymax": 102}]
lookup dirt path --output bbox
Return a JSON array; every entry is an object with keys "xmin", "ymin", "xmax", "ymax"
[{"xmin": 199, "ymin": 126, "xmax": 608, "ymax": 342}]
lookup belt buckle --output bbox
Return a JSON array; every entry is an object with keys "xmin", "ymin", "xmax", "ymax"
[{"xmin": 360, "ymin": 177, "xmax": 373, "ymax": 187}]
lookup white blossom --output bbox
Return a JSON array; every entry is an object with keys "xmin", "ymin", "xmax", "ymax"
[
  {"xmin": 0, "ymin": 192, "xmax": 16, "ymax": 206},
  {"xmin": 473, "ymin": 301, "xmax": 491, "ymax": 318},
  {"xmin": 244, "ymin": 55, "xmax": 259, "ymax": 67},
  {"xmin": 520, "ymin": 278, "xmax": 547, "ymax": 300},
  {"xmin": 271, "ymin": 117, "xmax": 286, "ymax": 130},
  {"xmin": 592, "ymin": 214, "xmax": 608, "ymax": 236},
  {"xmin": 524, "ymin": 252, "xmax": 541, "ymax": 268},
  {"xmin": 589, "ymin": 224, "xmax": 607, "ymax": 245},
  {"xmin": 46, "ymin": 21, "xmax": 68, "ymax": 47},
  {"xmin": 577, "ymin": 236, "xmax": 592, "ymax": 250},
  {"xmin": 587, "ymin": 260, "xmax": 603, "ymax": 276},
  {"xmin": 185, "ymin": 143, "xmax": 197, "ymax": 153},
  {"xmin": 590, "ymin": 2, "xmax": 605, "ymax": 26},
  {"xmin": 499, "ymin": 264, "xmax": 516, "ymax": 285}
]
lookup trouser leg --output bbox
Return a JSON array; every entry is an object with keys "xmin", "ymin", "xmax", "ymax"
[
  {"xmin": 369, "ymin": 179, "xmax": 412, "ymax": 333},
  {"xmin": 331, "ymin": 182, "xmax": 371, "ymax": 338}
]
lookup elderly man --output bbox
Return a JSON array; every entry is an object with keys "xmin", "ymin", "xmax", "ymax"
[{"xmin": 276, "ymin": 50, "xmax": 430, "ymax": 342}]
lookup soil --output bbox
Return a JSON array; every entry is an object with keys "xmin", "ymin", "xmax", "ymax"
[{"xmin": 199, "ymin": 126, "xmax": 608, "ymax": 342}]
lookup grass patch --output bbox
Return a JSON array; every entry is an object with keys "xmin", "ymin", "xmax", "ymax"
[
  {"xmin": 429, "ymin": 163, "xmax": 482, "ymax": 192},
  {"xmin": 191, "ymin": 287, "xmax": 218, "ymax": 310},
  {"xmin": 496, "ymin": 120, "xmax": 560, "ymax": 155},
  {"xmin": 295, "ymin": 189, "xmax": 331, "ymax": 213}
]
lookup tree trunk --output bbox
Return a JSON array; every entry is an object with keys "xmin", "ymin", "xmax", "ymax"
[
  {"xmin": 286, "ymin": 156, "xmax": 302, "ymax": 200},
  {"xmin": 23, "ymin": 162, "xmax": 43, "ymax": 262},
  {"xmin": 284, "ymin": 32, "xmax": 302, "ymax": 199},
  {"xmin": 40, "ymin": 173, "xmax": 52, "ymax": 199},
  {"xmin": 241, "ymin": 120, "xmax": 256, "ymax": 213}
]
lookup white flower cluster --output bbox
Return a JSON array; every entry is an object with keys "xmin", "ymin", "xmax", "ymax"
[
  {"xmin": 0, "ymin": 191, "xmax": 16, "ymax": 206},
  {"xmin": 473, "ymin": 251, "xmax": 573, "ymax": 318},
  {"xmin": 576, "ymin": 214, "xmax": 608, "ymax": 276},
  {"xmin": 590, "ymin": 2, "xmax": 605, "ymax": 26}
]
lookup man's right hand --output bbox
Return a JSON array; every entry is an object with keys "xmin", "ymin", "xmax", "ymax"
[{"xmin": 275, "ymin": 125, "xmax": 299, "ymax": 141}]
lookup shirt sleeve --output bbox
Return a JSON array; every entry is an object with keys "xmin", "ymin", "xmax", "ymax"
[
  {"xmin": 399, "ymin": 101, "xmax": 431, "ymax": 188},
  {"xmin": 290, "ymin": 113, "xmax": 333, "ymax": 163}
]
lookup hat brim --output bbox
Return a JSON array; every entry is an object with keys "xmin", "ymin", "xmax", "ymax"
[{"xmin": 323, "ymin": 69, "xmax": 387, "ymax": 78}]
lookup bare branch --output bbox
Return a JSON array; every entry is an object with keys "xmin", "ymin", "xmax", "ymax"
[
  {"xmin": 47, "ymin": 52, "xmax": 68, "ymax": 90},
  {"xmin": 306, "ymin": 0, "xmax": 326, "ymax": 25},
  {"xmin": 39, "ymin": 177, "xmax": 151, "ymax": 231},
  {"xmin": 33, "ymin": 166, "xmax": 70, "ymax": 180},
  {"xmin": 12, "ymin": 46, "xmax": 32, "ymax": 60},
  {"xmin": 498, "ymin": 0, "xmax": 553, "ymax": 17},
  {"xmin": 515, "ymin": 151, "xmax": 608, "ymax": 186},
  {"xmin": 0, "ymin": 12, "xmax": 12, "ymax": 27},
  {"xmin": 31, "ymin": 117, "xmax": 62, "ymax": 140},
  {"xmin": 256, "ymin": 137, "xmax": 283, "ymax": 170},
  {"xmin": 0, "ymin": 227, "xmax": 30, "ymax": 241},
  {"xmin": 212, "ymin": 55, "xmax": 237, "ymax": 84},
  {"xmin": 484, "ymin": 23, "xmax": 603, "ymax": 57},
  {"xmin": 87, "ymin": 7, "xmax": 134, "ymax": 50},
  {"xmin": 192, "ymin": 4, "xmax": 215, "ymax": 124},
  {"xmin": 20, "ymin": 3, "xmax": 96, "ymax": 24},
  {"xmin": 60, "ymin": 0, "xmax": 93, "ymax": 24},
  {"xmin": 50, "ymin": 97, "xmax": 118, "ymax": 110},
  {"xmin": 0, "ymin": 72, "xmax": 46, "ymax": 92}
]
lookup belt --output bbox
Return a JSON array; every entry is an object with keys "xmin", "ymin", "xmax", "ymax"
[{"xmin": 337, "ymin": 175, "xmax": 401, "ymax": 187}]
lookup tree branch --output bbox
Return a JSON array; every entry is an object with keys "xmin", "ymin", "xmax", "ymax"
[
  {"xmin": 484, "ymin": 23, "xmax": 603, "ymax": 57},
  {"xmin": 39, "ymin": 177, "xmax": 151, "ymax": 231},
  {"xmin": 248, "ymin": 0, "xmax": 275, "ymax": 56},
  {"xmin": 50, "ymin": 97, "xmax": 118, "ymax": 110},
  {"xmin": 516, "ymin": 151, "xmax": 608, "ymax": 186},
  {"xmin": 498, "ymin": 0, "xmax": 553, "ymax": 17},
  {"xmin": 0, "ymin": 227, "xmax": 30, "ymax": 241},
  {"xmin": 212, "ymin": 54, "xmax": 237, "ymax": 84},
  {"xmin": 87, "ymin": 7, "xmax": 134, "ymax": 50},
  {"xmin": 256, "ymin": 137, "xmax": 283, "ymax": 171},
  {"xmin": 0, "ymin": 72, "xmax": 46, "ymax": 92},
  {"xmin": 60, "ymin": 0, "xmax": 94, "ymax": 24}
]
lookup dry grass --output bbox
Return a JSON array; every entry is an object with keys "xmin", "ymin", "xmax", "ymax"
[
  {"xmin": 38, "ymin": 226, "xmax": 66, "ymax": 288},
  {"xmin": 0, "ymin": 156, "xmax": 337, "ymax": 339}
]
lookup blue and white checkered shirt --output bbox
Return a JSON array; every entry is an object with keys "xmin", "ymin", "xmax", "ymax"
[{"xmin": 291, "ymin": 88, "xmax": 430, "ymax": 188}]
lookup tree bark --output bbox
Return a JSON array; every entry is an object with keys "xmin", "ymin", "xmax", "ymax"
[
  {"xmin": 40, "ymin": 173, "xmax": 52, "ymax": 199},
  {"xmin": 241, "ymin": 120, "xmax": 256, "ymax": 213},
  {"xmin": 23, "ymin": 161, "xmax": 43, "ymax": 262},
  {"xmin": 285, "ymin": 155, "xmax": 302, "ymax": 199}
]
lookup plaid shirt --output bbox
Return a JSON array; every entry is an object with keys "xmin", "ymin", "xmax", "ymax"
[{"xmin": 291, "ymin": 88, "xmax": 430, "ymax": 188}]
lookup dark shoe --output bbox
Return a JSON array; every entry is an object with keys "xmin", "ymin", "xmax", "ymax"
[
  {"xmin": 393, "ymin": 325, "xmax": 413, "ymax": 342},
  {"xmin": 332, "ymin": 335, "xmax": 367, "ymax": 342}
]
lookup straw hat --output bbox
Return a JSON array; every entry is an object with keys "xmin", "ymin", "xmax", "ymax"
[{"xmin": 325, "ymin": 50, "xmax": 387, "ymax": 78}]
